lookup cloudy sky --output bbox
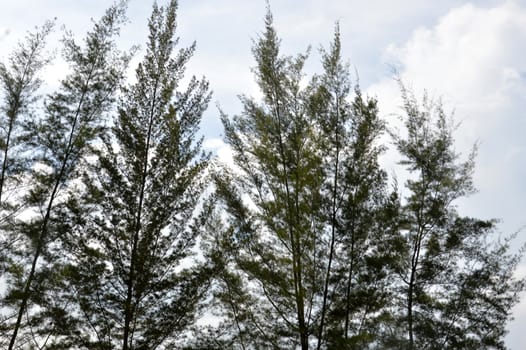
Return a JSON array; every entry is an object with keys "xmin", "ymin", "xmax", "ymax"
[{"xmin": 1, "ymin": 0, "xmax": 525, "ymax": 348}]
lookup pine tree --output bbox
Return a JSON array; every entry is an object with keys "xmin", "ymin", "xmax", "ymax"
[
  {"xmin": 217, "ymin": 9, "xmax": 323, "ymax": 349},
  {"xmin": 311, "ymin": 29, "xmax": 398, "ymax": 349},
  {"xmin": 311, "ymin": 27, "xmax": 352, "ymax": 349},
  {"xmin": 215, "ymin": 15, "xmax": 401, "ymax": 350},
  {"xmin": 64, "ymin": 1, "xmax": 213, "ymax": 348},
  {"xmin": 0, "ymin": 21, "xmax": 53, "ymax": 273},
  {"xmin": 1, "ymin": 2, "xmax": 130, "ymax": 348},
  {"xmin": 391, "ymin": 86, "xmax": 525, "ymax": 349}
]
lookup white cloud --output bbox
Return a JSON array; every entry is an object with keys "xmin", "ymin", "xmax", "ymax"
[
  {"xmin": 376, "ymin": 2, "xmax": 526, "ymax": 133},
  {"xmin": 203, "ymin": 137, "xmax": 234, "ymax": 167}
]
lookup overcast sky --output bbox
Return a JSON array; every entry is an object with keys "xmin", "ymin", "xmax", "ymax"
[{"xmin": 1, "ymin": 0, "xmax": 525, "ymax": 348}]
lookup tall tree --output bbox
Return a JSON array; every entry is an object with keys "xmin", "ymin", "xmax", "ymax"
[
  {"xmin": 215, "ymin": 15, "xmax": 400, "ymax": 350},
  {"xmin": 311, "ymin": 27, "xmax": 351, "ymax": 349},
  {"xmin": 217, "ymin": 9, "xmax": 323, "ymax": 349},
  {"xmin": 64, "ymin": 1, "xmax": 213, "ymax": 349},
  {"xmin": 391, "ymin": 86, "xmax": 525, "ymax": 349},
  {"xmin": 0, "ymin": 21, "xmax": 53, "ymax": 273},
  {"xmin": 1, "ymin": 2, "xmax": 130, "ymax": 348},
  {"xmin": 311, "ymin": 29, "xmax": 399, "ymax": 349}
]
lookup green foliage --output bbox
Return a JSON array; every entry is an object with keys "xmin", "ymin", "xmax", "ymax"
[
  {"xmin": 212, "ymin": 9, "xmax": 524, "ymax": 350},
  {"xmin": 389, "ymin": 86, "xmax": 525, "ymax": 350},
  {"xmin": 63, "ymin": 1, "xmax": 213, "ymax": 349},
  {"xmin": 214, "ymin": 12, "xmax": 399, "ymax": 350},
  {"xmin": 1, "ymin": 2, "xmax": 130, "ymax": 348},
  {"xmin": 0, "ymin": 20, "xmax": 54, "ymax": 277},
  {"xmin": 216, "ymin": 9, "xmax": 323, "ymax": 349},
  {"xmin": 306, "ymin": 26, "xmax": 399, "ymax": 350}
]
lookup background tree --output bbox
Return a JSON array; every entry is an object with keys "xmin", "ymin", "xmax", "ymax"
[
  {"xmin": 64, "ymin": 1, "xmax": 214, "ymax": 349},
  {"xmin": 390, "ymin": 86, "xmax": 525, "ymax": 349},
  {"xmin": 0, "ymin": 2, "xmax": 130, "ymax": 348},
  {"xmin": 0, "ymin": 21, "xmax": 53, "ymax": 275}
]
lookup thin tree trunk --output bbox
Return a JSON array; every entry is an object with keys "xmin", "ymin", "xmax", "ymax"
[
  {"xmin": 407, "ymin": 172, "xmax": 427, "ymax": 350},
  {"xmin": 294, "ymin": 140, "xmax": 308, "ymax": 350},
  {"xmin": 8, "ymin": 131, "xmax": 77, "ymax": 350},
  {"xmin": 0, "ymin": 118, "xmax": 14, "ymax": 206},
  {"xmin": 407, "ymin": 270, "xmax": 415, "ymax": 350},
  {"xmin": 271, "ymin": 84, "xmax": 309, "ymax": 349},
  {"xmin": 317, "ymin": 96, "xmax": 341, "ymax": 350},
  {"xmin": 122, "ymin": 82, "xmax": 157, "ymax": 350},
  {"xmin": 8, "ymin": 71, "xmax": 91, "ymax": 350},
  {"xmin": 296, "ymin": 240, "xmax": 308, "ymax": 350},
  {"xmin": 408, "ymin": 228, "xmax": 423, "ymax": 350},
  {"xmin": 344, "ymin": 233, "xmax": 355, "ymax": 340}
]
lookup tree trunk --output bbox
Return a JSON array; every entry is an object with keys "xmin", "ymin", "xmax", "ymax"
[{"xmin": 122, "ymin": 82, "xmax": 157, "ymax": 350}]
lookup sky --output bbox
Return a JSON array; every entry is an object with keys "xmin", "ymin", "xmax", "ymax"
[{"xmin": 1, "ymin": 0, "xmax": 525, "ymax": 348}]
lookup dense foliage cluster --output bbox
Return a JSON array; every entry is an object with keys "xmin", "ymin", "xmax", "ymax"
[{"xmin": 0, "ymin": 1, "xmax": 523, "ymax": 349}]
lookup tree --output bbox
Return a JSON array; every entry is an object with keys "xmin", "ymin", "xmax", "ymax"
[
  {"xmin": 216, "ymin": 9, "xmax": 323, "ymax": 349},
  {"xmin": 1, "ymin": 2, "xmax": 131, "ymax": 348},
  {"xmin": 390, "ymin": 86, "xmax": 525, "ymax": 349},
  {"xmin": 212, "ymin": 12, "xmax": 394, "ymax": 350},
  {"xmin": 64, "ymin": 1, "xmax": 214, "ymax": 349},
  {"xmin": 310, "ymin": 28, "xmax": 400, "ymax": 350},
  {"xmin": 0, "ymin": 20, "xmax": 53, "ymax": 274}
]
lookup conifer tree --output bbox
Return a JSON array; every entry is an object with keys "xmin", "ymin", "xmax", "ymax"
[
  {"xmin": 391, "ymin": 86, "xmax": 525, "ymax": 349},
  {"xmin": 311, "ymin": 29, "xmax": 399, "ymax": 349},
  {"xmin": 310, "ymin": 28, "xmax": 352, "ymax": 349},
  {"xmin": 1, "ymin": 2, "xmax": 130, "ymax": 348},
  {"xmin": 217, "ymin": 9, "xmax": 323, "ymax": 349},
  {"xmin": 65, "ymin": 1, "xmax": 213, "ymax": 348},
  {"xmin": 215, "ymin": 14, "xmax": 400, "ymax": 350},
  {"xmin": 0, "ymin": 21, "xmax": 53, "ymax": 273}
]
